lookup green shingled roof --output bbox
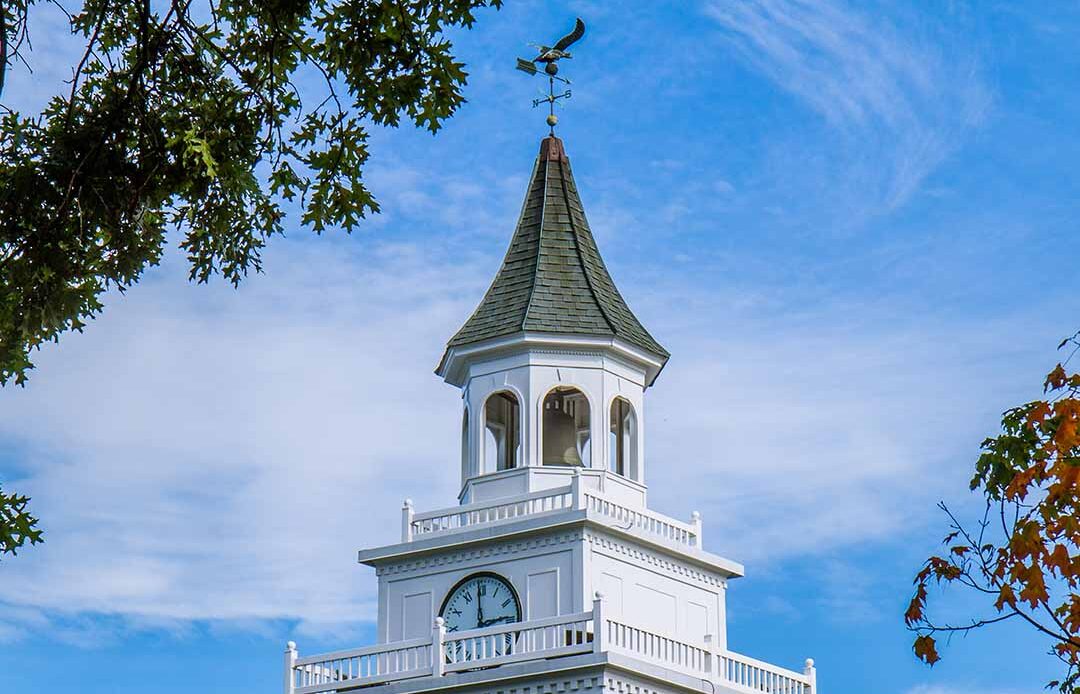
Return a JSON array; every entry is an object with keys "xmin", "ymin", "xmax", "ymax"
[{"xmin": 444, "ymin": 136, "xmax": 669, "ymax": 361}]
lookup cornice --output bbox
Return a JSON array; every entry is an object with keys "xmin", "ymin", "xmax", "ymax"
[
  {"xmin": 585, "ymin": 531, "xmax": 728, "ymax": 589},
  {"xmin": 377, "ymin": 531, "xmax": 584, "ymax": 577}
]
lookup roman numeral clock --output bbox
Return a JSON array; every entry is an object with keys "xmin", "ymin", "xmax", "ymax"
[{"xmin": 281, "ymin": 18, "xmax": 819, "ymax": 694}]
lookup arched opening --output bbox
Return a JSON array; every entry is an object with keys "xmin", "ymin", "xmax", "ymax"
[
  {"xmin": 484, "ymin": 392, "xmax": 521, "ymax": 472},
  {"xmin": 461, "ymin": 408, "xmax": 470, "ymax": 480},
  {"xmin": 542, "ymin": 387, "xmax": 591, "ymax": 467},
  {"xmin": 609, "ymin": 397, "xmax": 637, "ymax": 478}
]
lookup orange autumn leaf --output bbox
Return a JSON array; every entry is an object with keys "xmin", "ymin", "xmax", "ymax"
[
  {"xmin": 1046, "ymin": 543, "xmax": 1073, "ymax": 577},
  {"xmin": 1017, "ymin": 564, "xmax": 1050, "ymax": 608},
  {"xmin": 905, "ymin": 584, "xmax": 928, "ymax": 625},
  {"xmin": 913, "ymin": 635, "xmax": 940, "ymax": 665},
  {"xmin": 1052, "ymin": 400, "xmax": 1080, "ymax": 451},
  {"xmin": 1047, "ymin": 364, "xmax": 1069, "ymax": 391},
  {"xmin": 994, "ymin": 583, "xmax": 1016, "ymax": 611}
]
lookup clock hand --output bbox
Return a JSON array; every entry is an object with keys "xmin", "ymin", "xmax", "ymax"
[
  {"xmin": 479, "ymin": 615, "xmax": 515, "ymax": 628},
  {"xmin": 476, "ymin": 583, "xmax": 484, "ymax": 626}
]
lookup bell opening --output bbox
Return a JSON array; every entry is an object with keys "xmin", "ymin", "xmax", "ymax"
[{"xmin": 542, "ymin": 387, "xmax": 591, "ymax": 467}]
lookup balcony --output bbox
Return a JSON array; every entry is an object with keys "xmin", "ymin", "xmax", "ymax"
[
  {"xmin": 399, "ymin": 469, "xmax": 703, "ymax": 552},
  {"xmin": 284, "ymin": 595, "xmax": 817, "ymax": 694}
]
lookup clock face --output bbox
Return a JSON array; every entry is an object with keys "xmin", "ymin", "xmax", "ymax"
[{"xmin": 440, "ymin": 573, "xmax": 521, "ymax": 634}]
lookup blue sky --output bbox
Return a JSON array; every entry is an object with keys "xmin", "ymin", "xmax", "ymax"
[{"xmin": 1, "ymin": 1, "xmax": 1078, "ymax": 693}]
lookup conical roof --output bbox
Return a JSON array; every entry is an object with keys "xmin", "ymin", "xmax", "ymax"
[{"xmin": 442, "ymin": 136, "xmax": 668, "ymax": 367}]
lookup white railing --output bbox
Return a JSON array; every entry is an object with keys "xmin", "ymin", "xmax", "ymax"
[
  {"xmin": 284, "ymin": 598, "xmax": 815, "ymax": 694},
  {"xmin": 400, "ymin": 472, "xmax": 701, "ymax": 549},
  {"xmin": 582, "ymin": 491, "xmax": 699, "ymax": 548},
  {"xmin": 603, "ymin": 618, "xmax": 712, "ymax": 678},
  {"xmin": 719, "ymin": 651, "xmax": 815, "ymax": 694},
  {"xmin": 287, "ymin": 637, "xmax": 432, "ymax": 694},
  {"xmin": 444, "ymin": 611, "xmax": 593, "ymax": 672},
  {"xmin": 403, "ymin": 487, "xmax": 574, "ymax": 541}
]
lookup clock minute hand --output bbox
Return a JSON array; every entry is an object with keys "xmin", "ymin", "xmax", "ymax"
[{"xmin": 477, "ymin": 587, "xmax": 484, "ymax": 626}]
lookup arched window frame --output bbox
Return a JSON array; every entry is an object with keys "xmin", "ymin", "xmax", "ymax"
[
  {"xmin": 483, "ymin": 389, "xmax": 522, "ymax": 473},
  {"xmin": 461, "ymin": 406, "xmax": 471, "ymax": 481},
  {"xmin": 608, "ymin": 396, "xmax": 638, "ymax": 479}
]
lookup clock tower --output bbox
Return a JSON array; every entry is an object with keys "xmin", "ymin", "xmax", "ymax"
[{"xmin": 283, "ymin": 136, "xmax": 818, "ymax": 694}]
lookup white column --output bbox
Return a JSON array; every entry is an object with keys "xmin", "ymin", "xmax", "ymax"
[
  {"xmin": 401, "ymin": 499, "xmax": 414, "ymax": 542},
  {"xmin": 432, "ymin": 617, "xmax": 446, "ymax": 677},
  {"xmin": 283, "ymin": 641, "xmax": 297, "ymax": 694},
  {"xmin": 703, "ymin": 634, "xmax": 715, "ymax": 679},
  {"xmin": 805, "ymin": 658, "xmax": 817, "ymax": 693},
  {"xmin": 691, "ymin": 510, "xmax": 702, "ymax": 548},
  {"xmin": 592, "ymin": 591, "xmax": 605, "ymax": 654}
]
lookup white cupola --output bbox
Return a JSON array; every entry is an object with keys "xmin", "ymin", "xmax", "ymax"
[{"xmin": 436, "ymin": 135, "xmax": 669, "ymax": 507}]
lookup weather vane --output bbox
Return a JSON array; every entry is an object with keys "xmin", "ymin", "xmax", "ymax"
[{"xmin": 515, "ymin": 18, "xmax": 586, "ymax": 134}]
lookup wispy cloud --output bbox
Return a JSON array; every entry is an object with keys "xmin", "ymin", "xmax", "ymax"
[
  {"xmin": 704, "ymin": 0, "xmax": 991, "ymax": 217},
  {"xmin": 0, "ymin": 229, "xmax": 1052, "ymax": 643},
  {"xmin": 904, "ymin": 685, "xmax": 1029, "ymax": 694}
]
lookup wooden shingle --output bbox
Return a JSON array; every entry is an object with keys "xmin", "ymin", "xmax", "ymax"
[{"xmin": 444, "ymin": 137, "xmax": 668, "ymax": 362}]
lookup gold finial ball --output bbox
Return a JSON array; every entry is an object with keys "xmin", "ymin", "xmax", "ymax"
[
  {"xmin": 545, "ymin": 62, "xmax": 559, "ymax": 76},
  {"xmin": 546, "ymin": 114, "xmax": 558, "ymax": 127}
]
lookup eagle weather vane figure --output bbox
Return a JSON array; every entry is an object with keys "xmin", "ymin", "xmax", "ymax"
[{"xmin": 515, "ymin": 18, "xmax": 586, "ymax": 134}]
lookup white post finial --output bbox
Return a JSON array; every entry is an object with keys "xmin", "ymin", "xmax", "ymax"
[
  {"xmin": 432, "ymin": 617, "xmax": 446, "ymax": 677},
  {"xmin": 401, "ymin": 499, "xmax": 415, "ymax": 542},
  {"xmin": 592, "ymin": 591, "xmax": 605, "ymax": 654},
  {"xmin": 804, "ymin": 658, "xmax": 817, "ymax": 693},
  {"xmin": 690, "ymin": 510, "xmax": 703, "ymax": 548},
  {"xmin": 284, "ymin": 641, "xmax": 298, "ymax": 694}
]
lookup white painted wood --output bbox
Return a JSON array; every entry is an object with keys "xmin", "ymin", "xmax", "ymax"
[
  {"xmin": 402, "ymin": 592, "xmax": 432, "ymax": 640},
  {"xmin": 805, "ymin": 658, "xmax": 817, "ymax": 693},
  {"xmin": 526, "ymin": 569, "xmax": 558, "ymax": 619},
  {"xmin": 583, "ymin": 491, "xmax": 698, "ymax": 547},
  {"xmin": 287, "ymin": 610, "xmax": 814, "ymax": 694},
  {"xmin": 293, "ymin": 636, "xmax": 431, "ymax": 666},
  {"xmin": 401, "ymin": 499, "xmax": 414, "ymax": 542},
  {"xmin": 603, "ymin": 617, "xmax": 713, "ymax": 678},
  {"xmin": 592, "ymin": 593, "xmax": 604, "ymax": 654},
  {"xmin": 432, "ymin": 618, "xmax": 445, "ymax": 678},
  {"xmin": 284, "ymin": 641, "xmax": 296, "ymax": 694}
]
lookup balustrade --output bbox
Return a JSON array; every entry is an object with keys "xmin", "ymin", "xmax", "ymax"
[
  {"xmin": 399, "ymin": 478, "xmax": 701, "ymax": 549},
  {"xmin": 284, "ymin": 600, "xmax": 815, "ymax": 694}
]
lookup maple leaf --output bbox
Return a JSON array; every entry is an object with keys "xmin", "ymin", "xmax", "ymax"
[
  {"xmin": 994, "ymin": 583, "xmax": 1016, "ymax": 612},
  {"xmin": 1047, "ymin": 365, "xmax": 1069, "ymax": 392},
  {"xmin": 1017, "ymin": 564, "xmax": 1050, "ymax": 608},
  {"xmin": 913, "ymin": 635, "xmax": 940, "ymax": 665},
  {"xmin": 905, "ymin": 584, "xmax": 928, "ymax": 626}
]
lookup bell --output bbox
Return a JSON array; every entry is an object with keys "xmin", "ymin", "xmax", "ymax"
[{"xmin": 543, "ymin": 399, "xmax": 584, "ymax": 466}]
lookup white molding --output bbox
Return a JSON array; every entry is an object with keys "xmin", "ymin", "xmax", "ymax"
[
  {"xmin": 440, "ymin": 332, "xmax": 664, "ymax": 388},
  {"xmin": 585, "ymin": 533, "xmax": 726, "ymax": 589},
  {"xmin": 376, "ymin": 531, "xmax": 584, "ymax": 577}
]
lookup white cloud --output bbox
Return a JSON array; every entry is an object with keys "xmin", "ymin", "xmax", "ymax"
[
  {"xmin": 0, "ymin": 238, "xmax": 489, "ymax": 635},
  {"xmin": 0, "ymin": 229, "xmax": 1050, "ymax": 643},
  {"xmin": 704, "ymin": 0, "xmax": 991, "ymax": 217},
  {"xmin": 904, "ymin": 685, "xmax": 1029, "ymax": 694}
]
